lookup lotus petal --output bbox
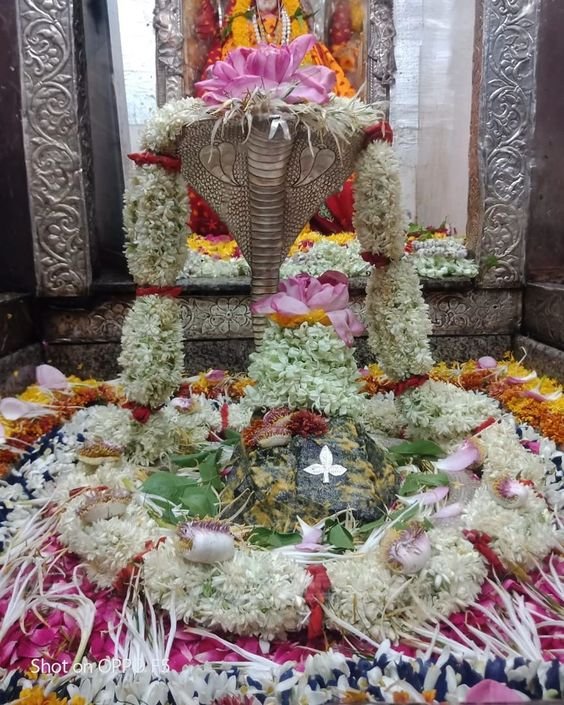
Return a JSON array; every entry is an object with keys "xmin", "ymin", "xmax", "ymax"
[
  {"xmin": 464, "ymin": 679, "xmax": 529, "ymax": 703},
  {"xmin": 36, "ymin": 364, "xmax": 70, "ymax": 390},
  {"xmin": 436, "ymin": 438, "xmax": 482, "ymax": 472},
  {"xmin": 477, "ymin": 356, "xmax": 497, "ymax": 370}
]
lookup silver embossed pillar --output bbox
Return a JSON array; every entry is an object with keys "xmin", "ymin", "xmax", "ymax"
[{"xmin": 179, "ymin": 117, "xmax": 364, "ymax": 343}]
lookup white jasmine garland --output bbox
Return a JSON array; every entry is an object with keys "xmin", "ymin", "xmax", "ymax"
[
  {"xmin": 326, "ymin": 528, "xmax": 486, "ymax": 641},
  {"xmin": 123, "ymin": 400, "xmax": 216, "ymax": 467},
  {"xmin": 141, "ymin": 97, "xmax": 206, "ymax": 154},
  {"xmin": 280, "ymin": 239, "xmax": 371, "ymax": 278},
  {"xmin": 365, "ymin": 260, "xmax": 434, "ymax": 381},
  {"xmin": 463, "ymin": 486, "xmax": 560, "ymax": 569},
  {"xmin": 123, "ymin": 165, "xmax": 188, "ymax": 287},
  {"xmin": 479, "ymin": 419, "xmax": 548, "ymax": 485},
  {"xmin": 245, "ymin": 321, "xmax": 363, "ymax": 416},
  {"xmin": 353, "ymin": 140, "xmax": 405, "ymax": 261},
  {"xmin": 119, "ymin": 296, "xmax": 184, "ymax": 408},
  {"xmin": 182, "ymin": 248, "xmax": 251, "ymax": 278},
  {"xmin": 359, "ymin": 392, "xmax": 405, "ymax": 438},
  {"xmin": 411, "ymin": 255, "xmax": 479, "ymax": 280},
  {"xmin": 398, "ymin": 380, "xmax": 500, "ymax": 440},
  {"xmin": 58, "ymin": 494, "xmax": 163, "ymax": 587},
  {"xmin": 143, "ymin": 538, "xmax": 311, "ymax": 638}
]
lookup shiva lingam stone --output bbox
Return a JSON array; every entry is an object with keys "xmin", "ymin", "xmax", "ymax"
[
  {"xmin": 222, "ymin": 417, "xmax": 399, "ymax": 531},
  {"xmin": 178, "ymin": 117, "xmax": 365, "ymax": 344}
]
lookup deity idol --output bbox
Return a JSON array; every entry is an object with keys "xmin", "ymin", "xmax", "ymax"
[{"xmin": 189, "ymin": 0, "xmax": 357, "ymax": 237}]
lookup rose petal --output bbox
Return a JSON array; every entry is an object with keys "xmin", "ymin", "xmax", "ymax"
[
  {"xmin": 477, "ymin": 356, "xmax": 497, "ymax": 370},
  {"xmin": 408, "ymin": 485, "xmax": 449, "ymax": 505},
  {"xmin": 36, "ymin": 364, "xmax": 70, "ymax": 390},
  {"xmin": 464, "ymin": 679, "xmax": 529, "ymax": 703},
  {"xmin": 506, "ymin": 371, "xmax": 537, "ymax": 384},
  {"xmin": 436, "ymin": 439, "xmax": 481, "ymax": 472},
  {"xmin": 433, "ymin": 502, "xmax": 463, "ymax": 520}
]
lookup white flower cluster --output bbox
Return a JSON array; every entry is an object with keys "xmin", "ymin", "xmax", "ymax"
[
  {"xmin": 412, "ymin": 238, "xmax": 469, "ymax": 258},
  {"xmin": 86, "ymin": 398, "xmax": 218, "ymax": 466},
  {"xmin": 359, "ymin": 392, "xmax": 406, "ymax": 439},
  {"xmin": 182, "ymin": 248, "xmax": 251, "ymax": 279},
  {"xmin": 327, "ymin": 528, "xmax": 486, "ymax": 641},
  {"xmin": 123, "ymin": 165, "xmax": 188, "ymax": 287},
  {"xmin": 480, "ymin": 419, "xmax": 548, "ymax": 485},
  {"xmin": 58, "ymin": 495, "xmax": 163, "ymax": 587},
  {"xmin": 143, "ymin": 538, "xmax": 310, "ymax": 638},
  {"xmin": 353, "ymin": 140, "xmax": 405, "ymax": 260},
  {"xmin": 408, "ymin": 238, "xmax": 478, "ymax": 279},
  {"xmin": 245, "ymin": 321, "xmax": 363, "ymax": 416},
  {"xmin": 365, "ymin": 260, "xmax": 434, "ymax": 381},
  {"xmin": 398, "ymin": 380, "xmax": 500, "ymax": 440},
  {"xmin": 140, "ymin": 97, "xmax": 206, "ymax": 154},
  {"xmin": 463, "ymin": 486, "xmax": 559, "ymax": 569},
  {"xmin": 118, "ymin": 296, "xmax": 185, "ymax": 407},
  {"xmin": 281, "ymin": 238, "xmax": 371, "ymax": 278}
]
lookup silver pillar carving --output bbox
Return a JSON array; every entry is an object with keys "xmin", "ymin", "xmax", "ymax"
[
  {"xmin": 474, "ymin": 0, "xmax": 540, "ymax": 287},
  {"xmin": 154, "ymin": 0, "xmax": 185, "ymax": 105},
  {"xmin": 366, "ymin": 0, "xmax": 396, "ymax": 107},
  {"xmin": 16, "ymin": 0, "xmax": 94, "ymax": 296}
]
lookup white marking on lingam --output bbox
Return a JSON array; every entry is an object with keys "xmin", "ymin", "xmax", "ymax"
[{"xmin": 302, "ymin": 445, "xmax": 348, "ymax": 484}]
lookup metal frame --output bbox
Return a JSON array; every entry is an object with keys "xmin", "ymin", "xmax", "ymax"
[
  {"xmin": 16, "ymin": 0, "xmax": 94, "ymax": 296},
  {"xmin": 15, "ymin": 0, "xmax": 540, "ymax": 295}
]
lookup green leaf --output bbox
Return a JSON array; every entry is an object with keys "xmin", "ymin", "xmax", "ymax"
[
  {"xmin": 327, "ymin": 523, "xmax": 355, "ymax": 551},
  {"xmin": 180, "ymin": 485, "xmax": 219, "ymax": 518},
  {"xmin": 198, "ymin": 451, "xmax": 223, "ymax": 491},
  {"xmin": 222, "ymin": 429, "xmax": 242, "ymax": 446},
  {"xmin": 248, "ymin": 528, "xmax": 302, "ymax": 548},
  {"xmin": 170, "ymin": 449, "xmax": 212, "ymax": 468},
  {"xmin": 389, "ymin": 440, "xmax": 444, "ymax": 460},
  {"xmin": 357, "ymin": 504, "xmax": 420, "ymax": 534},
  {"xmin": 399, "ymin": 472, "xmax": 450, "ymax": 497},
  {"xmin": 142, "ymin": 472, "xmax": 198, "ymax": 501}
]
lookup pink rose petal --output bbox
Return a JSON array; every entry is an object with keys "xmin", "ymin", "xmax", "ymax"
[
  {"xmin": 506, "ymin": 372, "xmax": 537, "ymax": 384},
  {"xmin": 36, "ymin": 364, "xmax": 70, "ymax": 390},
  {"xmin": 436, "ymin": 439, "xmax": 481, "ymax": 472},
  {"xmin": 433, "ymin": 502, "xmax": 463, "ymax": 520},
  {"xmin": 464, "ymin": 679, "xmax": 529, "ymax": 703},
  {"xmin": 409, "ymin": 484, "xmax": 449, "ymax": 505},
  {"xmin": 477, "ymin": 356, "xmax": 497, "ymax": 370}
]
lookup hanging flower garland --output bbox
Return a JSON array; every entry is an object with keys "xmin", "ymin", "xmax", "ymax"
[{"xmin": 353, "ymin": 139, "xmax": 434, "ymax": 382}]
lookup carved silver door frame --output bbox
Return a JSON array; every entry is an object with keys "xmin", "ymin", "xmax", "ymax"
[
  {"xmin": 15, "ymin": 0, "xmax": 540, "ymax": 296},
  {"xmin": 16, "ymin": 0, "xmax": 94, "ymax": 297}
]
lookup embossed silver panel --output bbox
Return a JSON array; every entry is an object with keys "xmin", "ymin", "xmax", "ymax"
[
  {"xmin": 154, "ymin": 0, "xmax": 184, "ymax": 105},
  {"xmin": 475, "ymin": 0, "xmax": 540, "ymax": 287},
  {"xmin": 366, "ymin": 0, "xmax": 396, "ymax": 106},
  {"xmin": 42, "ymin": 287, "xmax": 521, "ymax": 343},
  {"xmin": 17, "ymin": 0, "xmax": 93, "ymax": 296}
]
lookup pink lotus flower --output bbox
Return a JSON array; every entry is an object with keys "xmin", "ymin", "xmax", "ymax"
[
  {"xmin": 252, "ymin": 271, "xmax": 364, "ymax": 346},
  {"xmin": 196, "ymin": 34, "xmax": 336, "ymax": 105}
]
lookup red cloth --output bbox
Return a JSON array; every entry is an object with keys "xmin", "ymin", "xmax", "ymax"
[
  {"xmin": 305, "ymin": 564, "xmax": 332, "ymax": 640},
  {"xmin": 463, "ymin": 530, "xmax": 506, "ymax": 575},
  {"xmin": 128, "ymin": 151, "xmax": 181, "ymax": 171},
  {"xmin": 361, "ymin": 251, "xmax": 391, "ymax": 268}
]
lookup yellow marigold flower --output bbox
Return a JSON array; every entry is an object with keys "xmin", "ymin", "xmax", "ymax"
[{"xmin": 16, "ymin": 686, "xmax": 67, "ymax": 705}]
